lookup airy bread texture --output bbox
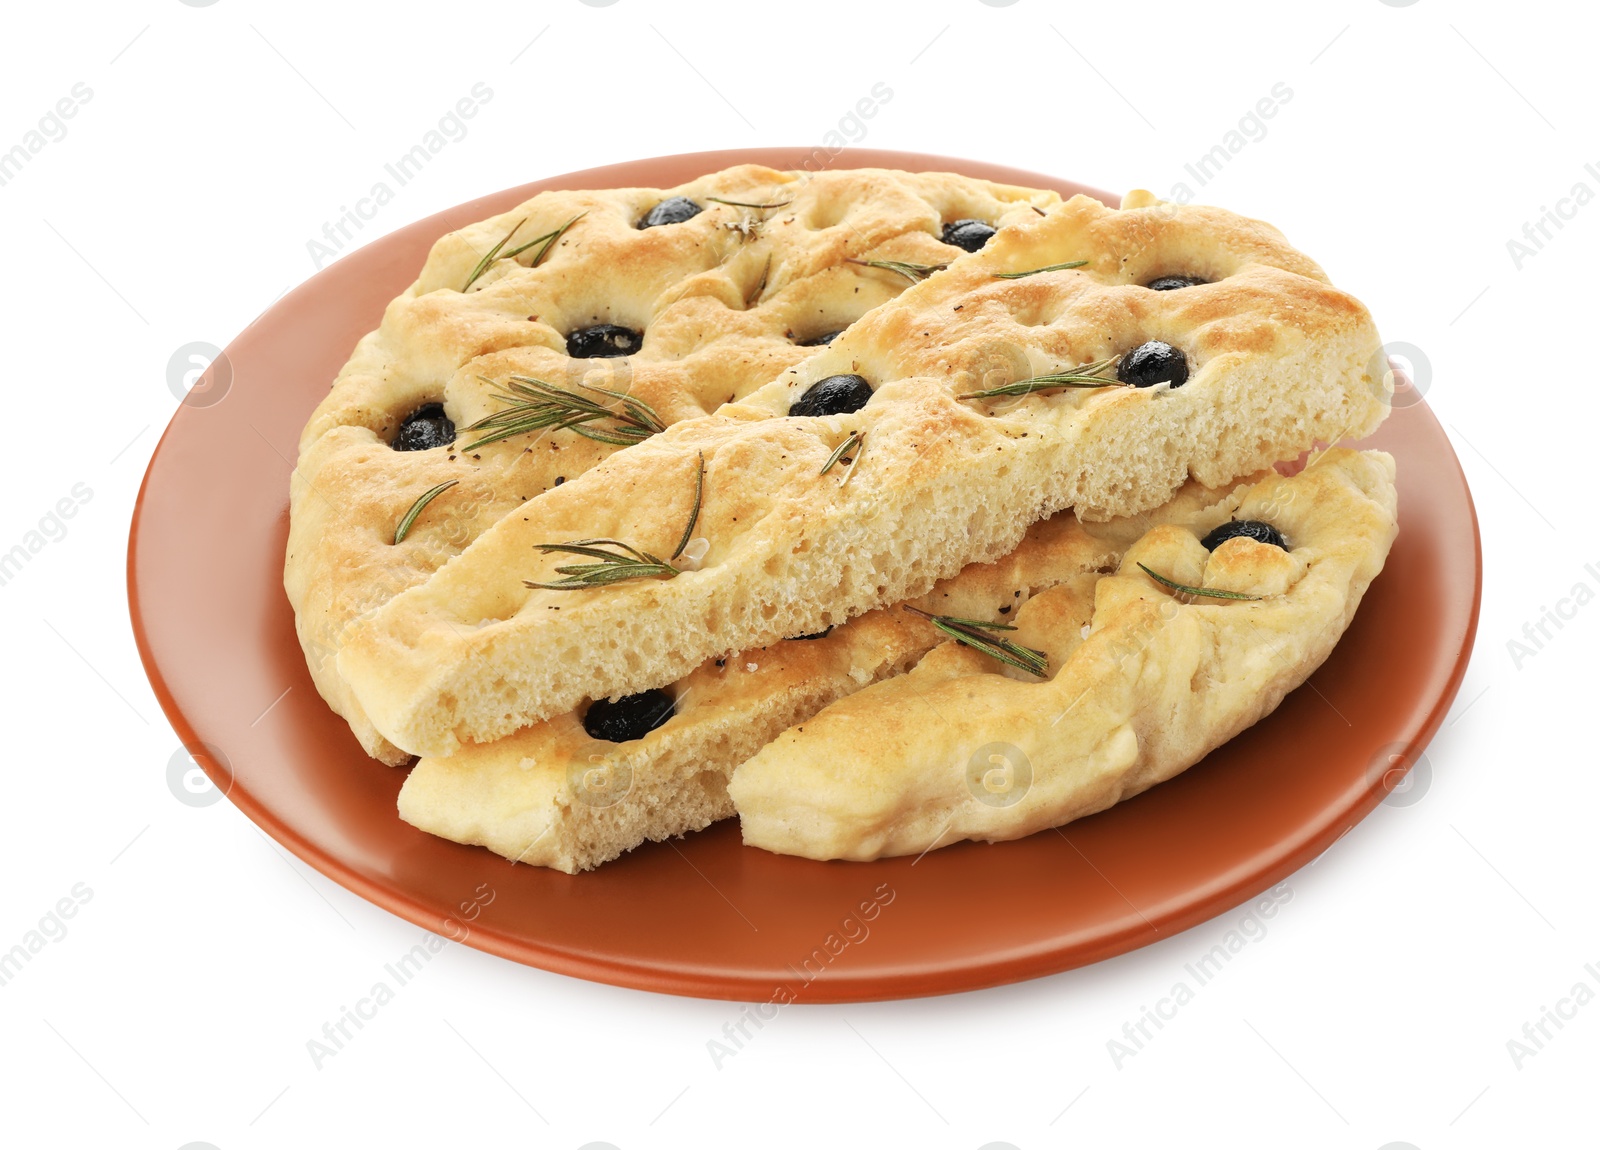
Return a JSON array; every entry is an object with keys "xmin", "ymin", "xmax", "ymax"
[
  {"xmin": 729, "ymin": 449, "xmax": 1398, "ymax": 860},
  {"xmin": 285, "ymin": 166, "xmax": 1060, "ymax": 762},
  {"xmin": 397, "ymin": 502, "xmax": 1144, "ymax": 871},
  {"xmin": 339, "ymin": 192, "xmax": 1389, "ymax": 757}
]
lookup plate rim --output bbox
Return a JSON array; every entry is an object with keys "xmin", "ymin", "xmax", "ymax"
[{"xmin": 127, "ymin": 147, "xmax": 1483, "ymax": 1001}]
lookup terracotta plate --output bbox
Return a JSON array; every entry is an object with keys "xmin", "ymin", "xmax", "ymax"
[{"xmin": 128, "ymin": 149, "xmax": 1480, "ymax": 1002}]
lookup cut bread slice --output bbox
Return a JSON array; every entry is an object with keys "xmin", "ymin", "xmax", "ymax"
[
  {"xmin": 285, "ymin": 166, "xmax": 1060, "ymax": 762},
  {"xmin": 729, "ymin": 449, "xmax": 1398, "ymax": 860},
  {"xmin": 340, "ymin": 192, "xmax": 1390, "ymax": 757},
  {"xmin": 397, "ymin": 476, "xmax": 1259, "ymax": 871}
]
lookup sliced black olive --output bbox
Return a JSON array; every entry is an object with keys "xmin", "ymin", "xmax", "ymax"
[
  {"xmin": 582, "ymin": 689, "xmax": 675, "ymax": 742},
  {"xmin": 1200, "ymin": 520, "xmax": 1289, "ymax": 551},
  {"xmin": 391, "ymin": 403, "xmax": 455, "ymax": 451},
  {"xmin": 567, "ymin": 324, "xmax": 643, "ymax": 359},
  {"xmin": 797, "ymin": 330, "xmax": 844, "ymax": 347},
  {"xmin": 639, "ymin": 196, "xmax": 702, "ymax": 229},
  {"xmin": 1116, "ymin": 340, "xmax": 1189, "ymax": 389},
  {"xmin": 788, "ymin": 374, "xmax": 873, "ymax": 417},
  {"xmin": 941, "ymin": 219, "xmax": 997, "ymax": 252},
  {"xmin": 1146, "ymin": 275, "xmax": 1209, "ymax": 291}
]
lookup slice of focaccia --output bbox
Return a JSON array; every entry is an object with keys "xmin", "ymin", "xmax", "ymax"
[
  {"xmin": 397, "ymin": 475, "xmax": 1260, "ymax": 872},
  {"xmin": 340, "ymin": 192, "xmax": 1390, "ymax": 758},
  {"xmin": 728, "ymin": 449, "xmax": 1398, "ymax": 860},
  {"xmin": 285, "ymin": 166, "xmax": 1060, "ymax": 762}
]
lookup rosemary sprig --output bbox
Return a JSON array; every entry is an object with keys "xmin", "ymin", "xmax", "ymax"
[
  {"xmin": 459, "ymin": 376, "xmax": 665, "ymax": 450},
  {"xmin": 992, "ymin": 260, "xmax": 1089, "ymax": 279},
  {"xmin": 461, "ymin": 217, "xmax": 526, "ymax": 292},
  {"xmin": 524, "ymin": 539, "xmax": 681, "ymax": 589},
  {"xmin": 819, "ymin": 429, "xmax": 861, "ymax": 476},
  {"xmin": 393, "ymin": 479, "xmax": 459, "ymax": 544},
  {"xmin": 461, "ymin": 212, "xmax": 585, "ymax": 291},
  {"xmin": 523, "ymin": 454, "xmax": 704, "ymax": 590},
  {"xmin": 671, "ymin": 452, "xmax": 705, "ymax": 561},
  {"xmin": 838, "ymin": 440, "xmax": 864, "ymax": 486},
  {"xmin": 502, "ymin": 211, "xmax": 585, "ymax": 266},
  {"xmin": 959, "ymin": 354, "xmax": 1124, "ymax": 400},
  {"xmin": 706, "ymin": 196, "xmax": 792, "ymax": 209},
  {"xmin": 847, "ymin": 258, "xmax": 949, "ymax": 284},
  {"xmin": 1137, "ymin": 563, "xmax": 1264, "ymax": 601},
  {"xmin": 903, "ymin": 605, "xmax": 1049, "ymax": 678}
]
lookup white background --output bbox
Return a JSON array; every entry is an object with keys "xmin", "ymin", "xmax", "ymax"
[{"xmin": 0, "ymin": 1, "xmax": 1593, "ymax": 1147}]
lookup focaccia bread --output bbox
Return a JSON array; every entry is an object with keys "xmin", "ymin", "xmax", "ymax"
[
  {"xmin": 397, "ymin": 474, "xmax": 1260, "ymax": 871},
  {"xmin": 339, "ymin": 192, "xmax": 1389, "ymax": 758},
  {"xmin": 729, "ymin": 449, "xmax": 1398, "ymax": 860},
  {"xmin": 285, "ymin": 166, "xmax": 1061, "ymax": 762}
]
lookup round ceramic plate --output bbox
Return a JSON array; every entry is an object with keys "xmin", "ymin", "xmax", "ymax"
[{"xmin": 128, "ymin": 148, "xmax": 1480, "ymax": 1002}]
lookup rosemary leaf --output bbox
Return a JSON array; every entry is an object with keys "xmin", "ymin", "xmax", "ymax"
[
  {"xmin": 959, "ymin": 355, "xmax": 1124, "ymax": 400},
  {"xmin": 819, "ymin": 429, "xmax": 862, "ymax": 476},
  {"xmin": 671, "ymin": 453, "xmax": 705, "ymax": 561},
  {"xmin": 1136, "ymin": 563, "xmax": 1264, "ymax": 601},
  {"xmin": 502, "ymin": 211, "xmax": 586, "ymax": 267},
  {"xmin": 564, "ymin": 422, "xmax": 658, "ymax": 447},
  {"xmin": 992, "ymin": 259, "xmax": 1089, "ymax": 279},
  {"xmin": 525, "ymin": 460, "xmax": 705, "ymax": 590},
  {"xmin": 706, "ymin": 196, "xmax": 792, "ymax": 209},
  {"xmin": 461, "ymin": 213, "xmax": 585, "ymax": 292},
  {"xmin": 461, "ymin": 218, "xmax": 527, "ymax": 292},
  {"xmin": 904, "ymin": 605, "xmax": 1049, "ymax": 678},
  {"xmin": 847, "ymin": 258, "xmax": 949, "ymax": 284},
  {"xmin": 839, "ymin": 437, "xmax": 864, "ymax": 486},
  {"xmin": 460, "ymin": 376, "xmax": 664, "ymax": 451},
  {"xmin": 393, "ymin": 479, "xmax": 459, "ymax": 545},
  {"xmin": 524, "ymin": 538, "xmax": 679, "ymax": 590}
]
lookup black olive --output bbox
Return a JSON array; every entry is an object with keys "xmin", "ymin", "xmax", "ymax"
[
  {"xmin": 582, "ymin": 689, "xmax": 675, "ymax": 743},
  {"xmin": 391, "ymin": 403, "xmax": 455, "ymax": 451},
  {"xmin": 1116, "ymin": 340, "xmax": 1189, "ymax": 389},
  {"xmin": 941, "ymin": 219, "xmax": 997, "ymax": 252},
  {"xmin": 1200, "ymin": 520, "xmax": 1289, "ymax": 551},
  {"xmin": 639, "ymin": 196, "xmax": 702, "ymax": 229},
  {"xmin": 797, "ymin": 330, "xmax": 843, "ymax": 347},
  {"xmin": 1146, "ymin": 275, "xmax": 1209, "ymax": 291},
  {"xmin": 567, "ymin": 324, "xmax": 643, "ymax": 359},
  {"xmin": 788, "ymin": 374, "xmax": 873, "ymax": 417}
]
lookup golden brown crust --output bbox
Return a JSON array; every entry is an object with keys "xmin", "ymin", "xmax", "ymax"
[
  {"xmin": 396, "ymin": 481, "xmax": 1270, "ymax": 871},
  {"xmin": 728, "ymin": 449, "xmax": 1398, "ymax": 860},
  {"xmin": 338, "ymin": 191, "xmax": 1389, "ymax": 757},
  {"xmin": 286, "ymin": 166, "xmax": 1060, "ymax": 761}
]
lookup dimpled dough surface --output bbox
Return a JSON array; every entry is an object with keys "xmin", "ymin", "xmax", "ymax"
[
  {"xmin": 396, "ymin": 498, "xmax": 1144, "ymax": 872},
  {"xmin": 285, "ymin": 166, "xmax": 1061, "ymax": 762},
  {"xmin": 338, "ymin": 191, "xmax": 1389, "ymax": 758},
  {"xmin": 729, "ymin": 449, "xmax": 1398, "ymax": 860}
]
